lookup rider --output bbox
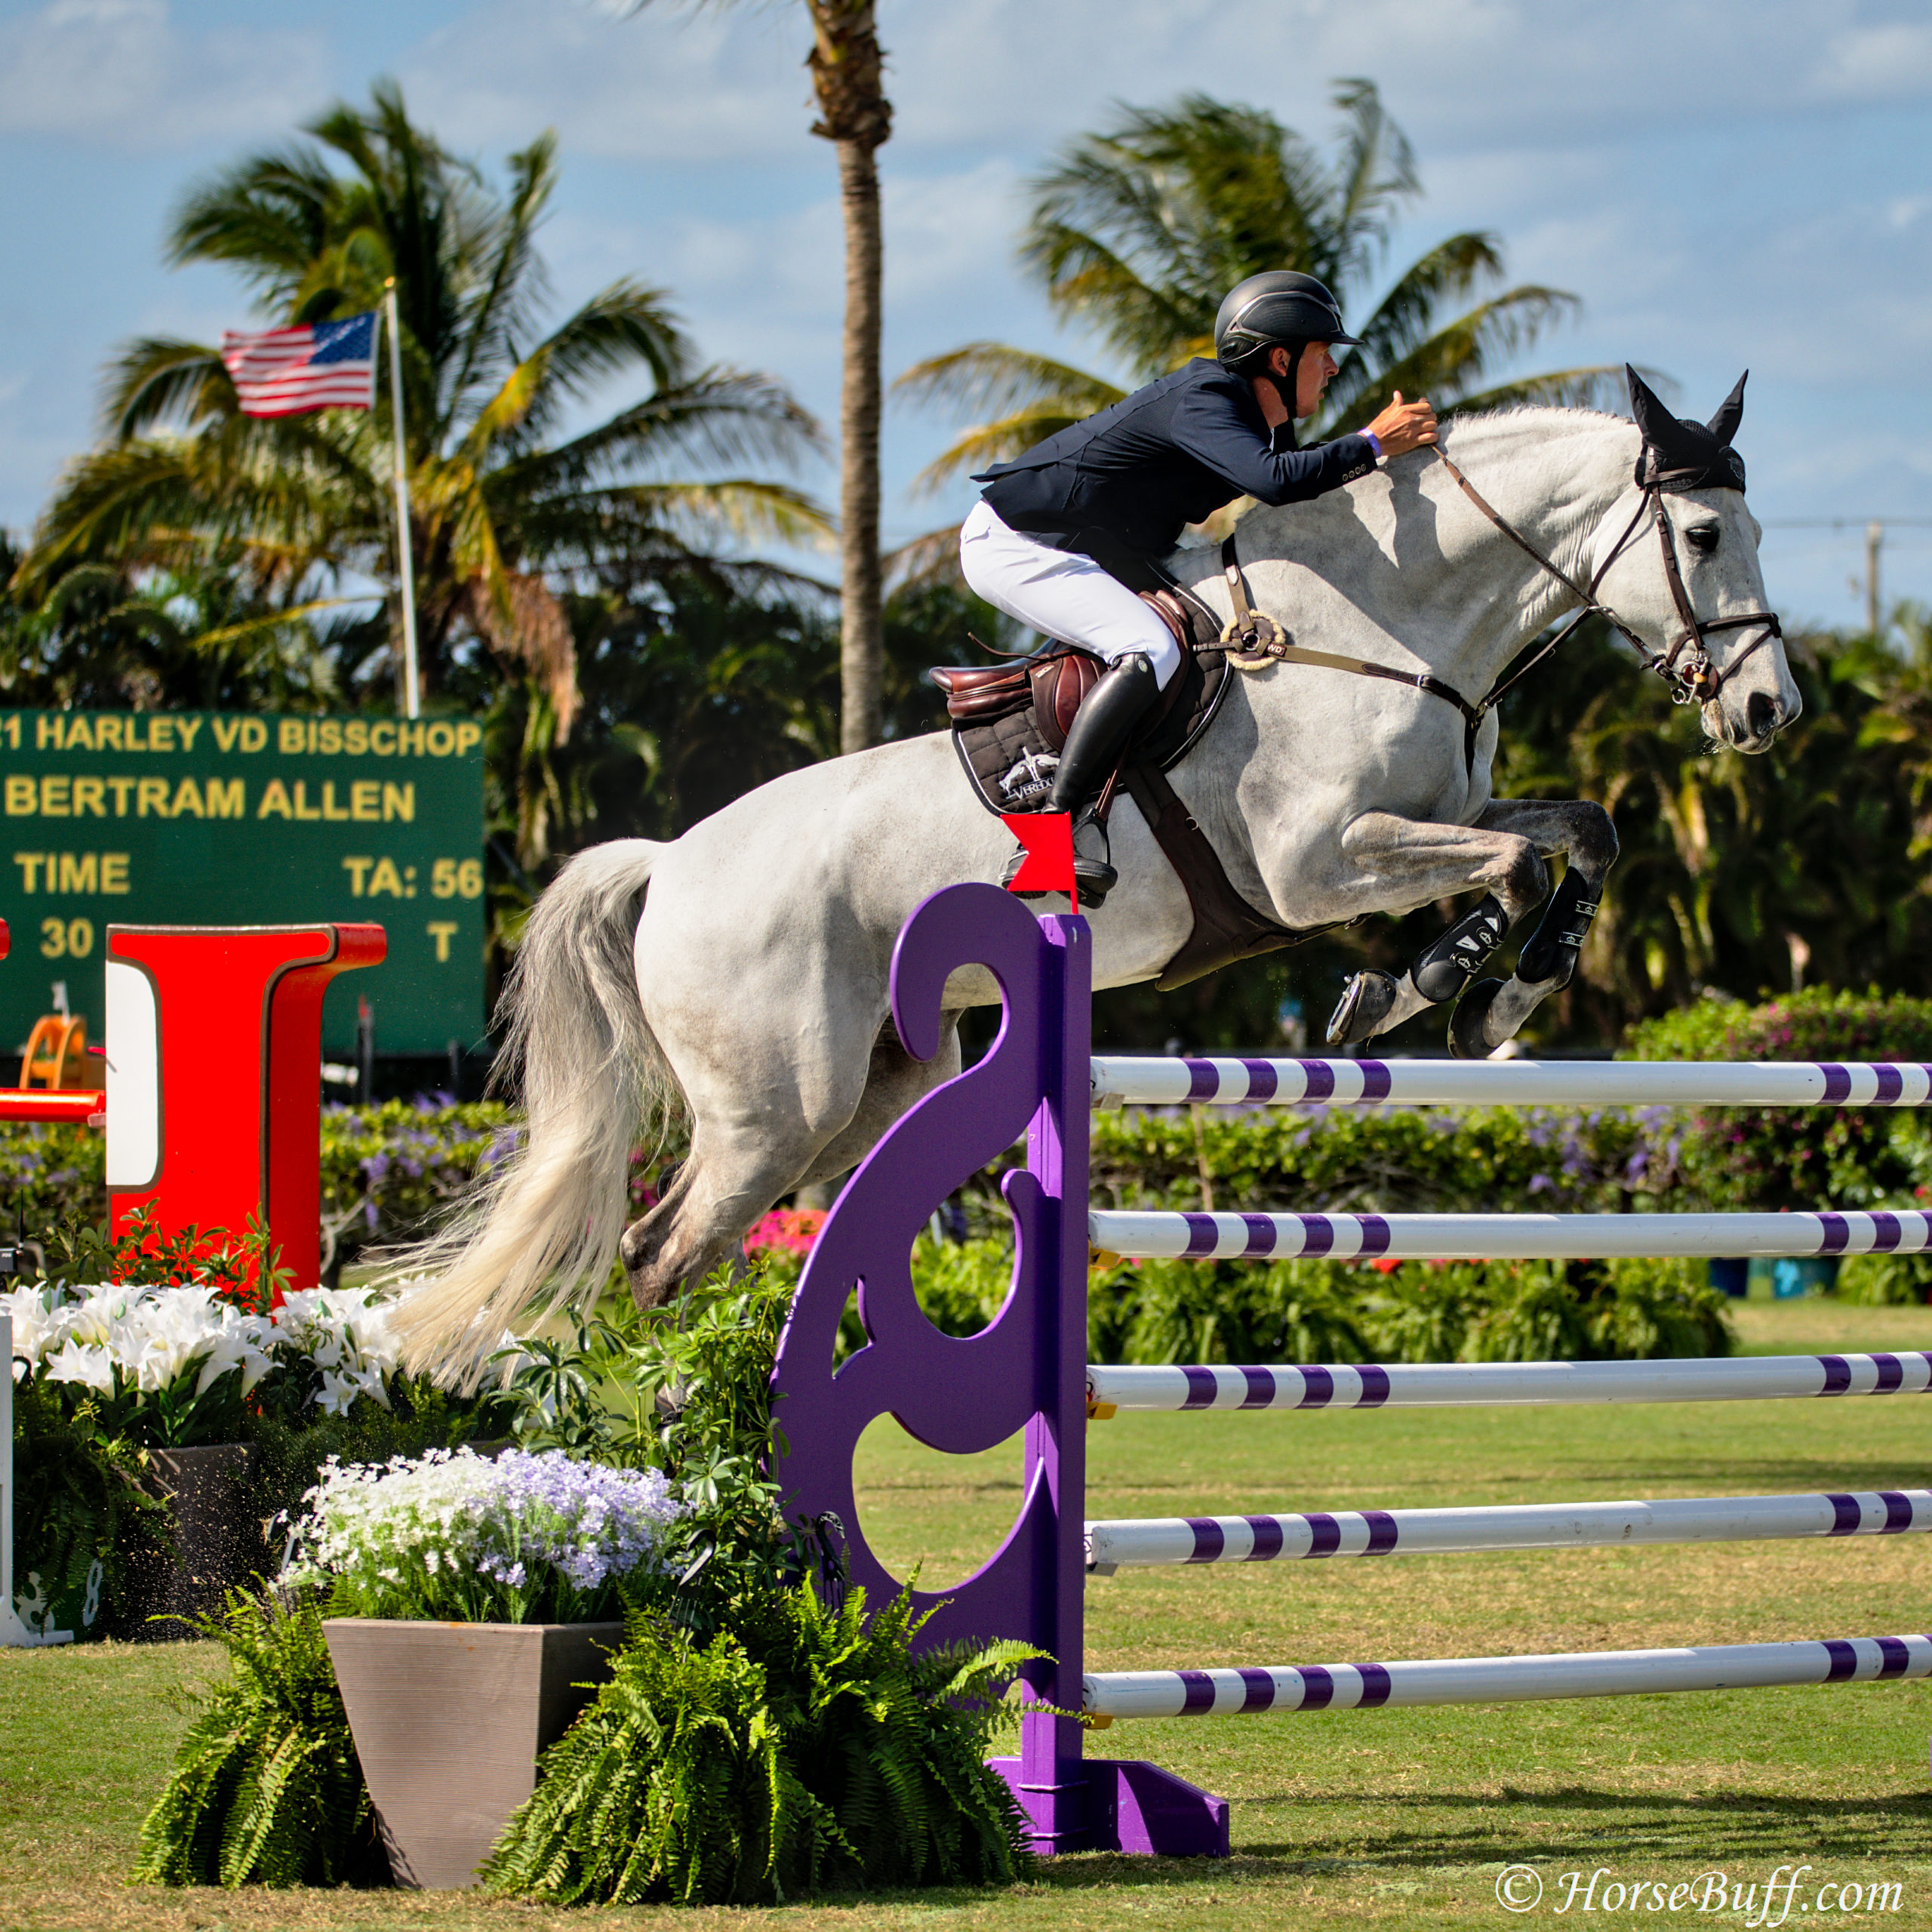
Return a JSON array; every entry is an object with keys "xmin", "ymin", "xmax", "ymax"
[{"xmin": 960, "ymin": 269, "xmax": 1440, "ymax": 906}]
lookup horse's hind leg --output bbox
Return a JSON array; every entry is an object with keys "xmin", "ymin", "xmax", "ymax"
[
  {"xmin": 1447, "ymin": 799, "xmax": 1617, "ymax": 1057},
  {"xmin": 792, "ymin": 1014, "xmax": 964, "ymax": 1191},
  {"xmin": 619, "ymin": 1120, "xmax": 819, "ymax": 1309},
  {"xmin": 616, "ymin": 1016, "xmax": 964, "ymax": 1310}
]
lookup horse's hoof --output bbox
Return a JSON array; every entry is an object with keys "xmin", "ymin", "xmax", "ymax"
[
  {"xmin": 1327, "ymin": 970, "xmax": 1399, "ymax": 1047},
  {"xmin": 1448, "ymin": 979, "xmax": 1506, "ymax": 1060}
]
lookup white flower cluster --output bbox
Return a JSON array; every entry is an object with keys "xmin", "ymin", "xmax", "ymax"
[
  {"xmin": 269, "ymin": 1287, "xmax": 405, "ymax": 1415},
  {"xmin": 2, "ymin": 1284, "xmax": 272, "ymax": 1398},
  {"xmin": 2, "ymin": 1281, "xmax": 405, "ymax": 1414}
]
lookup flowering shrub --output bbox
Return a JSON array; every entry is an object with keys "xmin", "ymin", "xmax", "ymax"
[
  {"xmin": 5, "ymin": 1280, "xmax": 407, "ymax": 1447},
  {"xmin": 1625, "ymin": 988, "xmax": 1932, "ymax": 1215},
  {"xmin": 742, "ymin": 1208, "xmax": 825, "ymax": 1257},
  {"xmin": 318, "ymin": 1100, "xmax": 522, "ymax": 1275},
  {"xmin": 281, "ymin": 1448, "xmax": 683, "ymax": 1623}
]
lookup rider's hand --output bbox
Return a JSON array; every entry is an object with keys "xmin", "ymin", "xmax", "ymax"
[{"xmin": 1365, "ymin": 391, "xmax": 1439, "ymax": 458}]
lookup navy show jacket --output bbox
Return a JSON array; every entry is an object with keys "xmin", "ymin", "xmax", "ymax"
[{"xmin": 974, "ymin": 357, "xmax": 1378, "ymax": 558}]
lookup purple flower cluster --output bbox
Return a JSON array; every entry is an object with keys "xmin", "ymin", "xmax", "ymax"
[{"xmin": 481, "ymin": 1451, "xmax": 683, "ymax": 1594}]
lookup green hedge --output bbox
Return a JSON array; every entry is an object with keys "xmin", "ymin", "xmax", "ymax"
[
  {"xmin": 1090, "ymin": 1100, "xmax": 1670, "ymax": 1216},
  {"xmin": 1625, "ymin": 986, "xmax": 1932, "ymax": 1214},
  {"xmin": 753, "ymin": 1238, "xmax": 1734, "ymax": 1365}
]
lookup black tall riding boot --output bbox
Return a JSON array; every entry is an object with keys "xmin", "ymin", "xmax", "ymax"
[{"xmin": 1003, "ymin": 652, "xmax": 1164, "ymax": 908}]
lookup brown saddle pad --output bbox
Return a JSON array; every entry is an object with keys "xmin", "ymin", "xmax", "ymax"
[{"xmin": 931, "ymin": 589, "xmax": 1232, "ymax": 814}]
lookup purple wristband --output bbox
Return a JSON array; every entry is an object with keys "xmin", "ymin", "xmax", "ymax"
[{"xmin": 1361, "ymin": 430, "xmax": 1383, "ymax": 458}]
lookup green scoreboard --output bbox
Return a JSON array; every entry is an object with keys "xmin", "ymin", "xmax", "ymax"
[{"xmin": 0, "ymin": 710, "xmax": 485, "ymax": 1057}]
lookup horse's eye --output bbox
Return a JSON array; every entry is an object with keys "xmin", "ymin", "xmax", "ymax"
[{"xmin": 1685, "ymin": 525, "xmax": 1720, "ymax": 555}]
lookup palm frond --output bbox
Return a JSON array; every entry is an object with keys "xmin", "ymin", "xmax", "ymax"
[
  {"xmin": 883, "ymin": 523, "xmax": 967, "ymax": 595},
  {"xmin": 445, "ymin": 130, "xmax": 562, "ymax": 420},
  {"xmin": 1318, "ymin": 286, "xmax": 1586, "ymax": 435},
  {"xmin": 906, "ymin": 406, "xmax": 1096, "ymax": 496},
  {"xmin": 166, "ymin": 148, "xmax": 340, "ymax": 304},
  {"xmin": 1322, "ymin": 232, "xmax": 1512, "ymax": 417},
  {"xmin": 892, "ymin": 343, "xmax": 1124, "ymax": 423},
  {"xmin": 103, "ymin": 340, "xmax": 236, "ymax": 441},
  {"xmin": 494, "ymin": 370, "xmax": 823, "ymax": 497},
  {"xmin": 1322, "ymin": 78, "xmax": 1421, "ymax": 291}
]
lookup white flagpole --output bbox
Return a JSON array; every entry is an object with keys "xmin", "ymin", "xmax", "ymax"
[{"xmin": 383, "ymin": 280, "xmax": 422, "ymax": 721}]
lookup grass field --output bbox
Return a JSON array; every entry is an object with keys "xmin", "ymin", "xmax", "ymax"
[{"xmin": 5, "ymin": 1300, "xmax": 1931, "ymax": 1929}]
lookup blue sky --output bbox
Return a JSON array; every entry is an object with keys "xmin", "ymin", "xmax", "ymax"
[{"xmin": 2, "ymin": 0, "xmax": 1929, "ymax": 628}]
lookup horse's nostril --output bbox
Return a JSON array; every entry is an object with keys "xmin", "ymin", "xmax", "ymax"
[{"xmin": 1746, "ymin": 690, "xmax": 1779, "ymax": 740}]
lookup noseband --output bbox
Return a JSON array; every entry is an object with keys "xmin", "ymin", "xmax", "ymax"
[{"xmin": 1434, "ymin": 450, "xmax": 1783, "ymax": 711}]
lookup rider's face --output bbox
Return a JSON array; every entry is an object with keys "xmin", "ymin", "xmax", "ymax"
[{"xmin": 1293, "ymin": 343, "xmax": 1339, "ymax": 420}]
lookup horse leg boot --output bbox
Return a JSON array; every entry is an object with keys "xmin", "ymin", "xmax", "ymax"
[
  {"xmin": 1323, "ymin": 813, "xmax": 1552, "ymax": 1048},
  {"xmin": 1002, "ymin": 652, "xmax": 1162, "ymax": 909},
  {"xmin": 1448, "ymin": 800, "xmax": 1618, "ymax": 1057},
  {"xmin": 1327, "ymin": 896, "xmax": 1512, "ymax": 1046}
]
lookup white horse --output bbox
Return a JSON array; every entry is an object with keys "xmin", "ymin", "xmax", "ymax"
[{"xmin": 397, "ymin": 395, "xmax": 1798, "ymax": 1361}]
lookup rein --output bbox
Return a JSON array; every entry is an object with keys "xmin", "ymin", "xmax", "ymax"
[{"xmin": 1218, "ymin": 445, "xmax": 1785, "ymax": 767}]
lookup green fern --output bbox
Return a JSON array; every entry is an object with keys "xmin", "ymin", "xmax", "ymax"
[
  {"xmin": 483, "ymin": 1583, "xmax": 1038, "ymax": 1906},
  {"xmin": 133, "ymin": 1588, "xmax": 380, "ymax": 1889}
]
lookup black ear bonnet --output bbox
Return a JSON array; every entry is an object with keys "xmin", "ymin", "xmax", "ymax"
[{"xmin": 1626, "ymin": 365, "xmax": 1748, "ymax": 493}]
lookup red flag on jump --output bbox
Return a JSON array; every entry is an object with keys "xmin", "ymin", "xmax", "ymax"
[{"xmin": 1000, "ymin": 813, "xmax": 1075, "ymax": 900}]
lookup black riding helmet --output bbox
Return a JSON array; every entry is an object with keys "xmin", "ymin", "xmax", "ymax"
[
  {"xmin": 1215, "ymin": 271, "xmax": 1361, "ymax": 445},
  {"xmin": 1215, "ymin": 271, "xmax": 1360, "ymax": 365}
]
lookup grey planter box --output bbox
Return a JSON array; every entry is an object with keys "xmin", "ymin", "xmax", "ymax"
[{"xmin": 323, "ymin": 1617, "xmax": 623, "ymax": 1889}]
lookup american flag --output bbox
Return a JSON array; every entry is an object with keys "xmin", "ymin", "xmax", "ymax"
[{"xmin": 220, "ymin": 312, "xmax": 378, "ymax": 418}]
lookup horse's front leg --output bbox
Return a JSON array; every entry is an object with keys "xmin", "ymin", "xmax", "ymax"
[
  {"xmin": 1447, "ymin": 798, "xmax": 1618, "ymax": 1057},
  {"xmin": 1325, "ymin": 812, "xmax": 1553, "ymax": 1048}
]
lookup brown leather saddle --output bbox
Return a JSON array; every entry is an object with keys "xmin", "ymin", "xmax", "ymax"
[{"xmin": 928, "ymin": 587, "xmax": 1324, "ymax": 991}]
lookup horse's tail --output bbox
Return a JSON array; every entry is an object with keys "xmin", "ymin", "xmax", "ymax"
[{"xmin": 392, "ymin": 838, "xmax": 674, "ymax": 1379}]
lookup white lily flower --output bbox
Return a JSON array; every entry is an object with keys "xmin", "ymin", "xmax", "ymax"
[{"xmin": 43, "ymin": 1337, "xmax": 114, "ymax": 1393}]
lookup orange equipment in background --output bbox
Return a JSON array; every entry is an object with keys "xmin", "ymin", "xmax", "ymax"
[{"xmin": 19, "ymin": 1014, "xmax": 91, "ymax": 1091}]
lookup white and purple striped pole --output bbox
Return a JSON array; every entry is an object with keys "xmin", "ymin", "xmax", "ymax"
[
  {"xmin": 1085, "ymin": 1489, "xmax": 1932, "ymax": 1571},
  {"xmin": 1084, "ymin": 1633, "xmax": 1932, "ymax": 1718},
  {"xmin": 1089, "ymin": 1208, "xmax": 1932, "ymax": 1263},
  {"xmin": 1091, "ymin": 1057, "xmax": 1932, "ymax": 1109},
  {"xmin": 1085, "ymin": 1352, "xmax": 1932, "ymax": 1411}
]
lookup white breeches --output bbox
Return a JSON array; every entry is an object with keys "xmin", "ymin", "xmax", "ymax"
[{"xmin": 958, "ymin": 500, "xmax": 1182, "ymax": 689}]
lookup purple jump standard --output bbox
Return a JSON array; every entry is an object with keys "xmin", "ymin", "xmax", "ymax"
[{"xmin": 768, "ymin": 884, "xmax": 1229, "ymax": 1859}]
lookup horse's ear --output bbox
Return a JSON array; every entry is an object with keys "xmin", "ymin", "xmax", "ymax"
[
  {"xmin": 1706, "ymin": 371, "xmax": 1747, "ymax": 448},
  {"xmin": 1626, "ymin": 365, "xmax": 1673, "ymax": 445}
]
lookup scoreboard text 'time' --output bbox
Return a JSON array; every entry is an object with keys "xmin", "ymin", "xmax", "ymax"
[{"xmin": 0, "ymin": 710, "xmax": 485, "ymax": 1057}]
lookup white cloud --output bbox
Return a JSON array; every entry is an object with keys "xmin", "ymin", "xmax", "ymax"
[
  {"xmin": 1818, "ymin": 19, "xmax": 1932, "ymax": 96},
  {"xmin": 403, "ymin": 0, "xmax": 811, "ymax": 165},
  {"xmin": 0, "ymin": 0, "xmax": 330, "ymax": 149}
]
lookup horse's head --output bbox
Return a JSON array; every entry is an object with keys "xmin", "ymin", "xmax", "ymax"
[{"xmin": 1594, "ymin": 368, "xmax": 1801, "ymax": 753}]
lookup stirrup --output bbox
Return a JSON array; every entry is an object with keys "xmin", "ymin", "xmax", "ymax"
[{"xmin": 1000, "ymin": 815, "xmax": 1118, "ymax": 910}]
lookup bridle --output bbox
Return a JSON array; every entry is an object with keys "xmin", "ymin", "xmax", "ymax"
[
  {"xmin": 1434, "ymin": 448, "xmax": 1783, "ymax": 710},
  {"xmin": 1217, "ymin": 446, "xmax": 1784, "ymax": 764}
]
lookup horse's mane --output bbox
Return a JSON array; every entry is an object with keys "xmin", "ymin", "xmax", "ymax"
[
  {"xmin": 1437, "ymin": 403, "xmax": 1634, "ymax": 447},
  {"xmin": 1188, "ymin": 405, "xmax": 1639, "ymax": 585}
]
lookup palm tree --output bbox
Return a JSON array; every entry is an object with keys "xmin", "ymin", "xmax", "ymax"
[
  {"xmin": 897, "ymin": 83, "xmax": 1620, "ymax": 500},
  {"xmin": 623, "ymin": 0, "xmax": 891, "ymax": 755},
  {"xmin": 16, "ymin": 82, "xmax": 827, "ymax": 733}
]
